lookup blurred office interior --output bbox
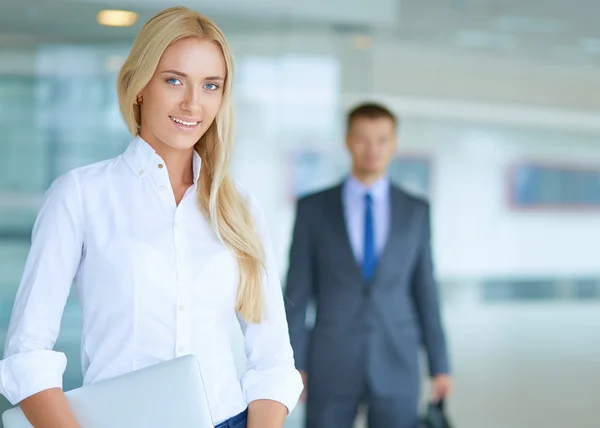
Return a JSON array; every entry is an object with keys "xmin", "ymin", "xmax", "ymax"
[{"xmin": 0, "ymin": 1, "xmax": 599, "ymax": 427}]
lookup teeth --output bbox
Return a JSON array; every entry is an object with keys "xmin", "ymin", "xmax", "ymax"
[{"xmin": 170, "ymin": 117, "xmax": 198, "ymax": 126}]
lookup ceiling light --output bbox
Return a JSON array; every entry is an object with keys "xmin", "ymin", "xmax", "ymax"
[
  {"xmin": 97, "ymin": 10, "xmax": 138, "ymax": 27},
  {"xmin": 353, "ymin": 34, "xmax": 372, "ymax": 50}
]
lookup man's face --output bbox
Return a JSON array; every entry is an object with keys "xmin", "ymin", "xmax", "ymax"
[{"xmin": 346, "ymin": 116, "xmax": 397, "ymax": 177}]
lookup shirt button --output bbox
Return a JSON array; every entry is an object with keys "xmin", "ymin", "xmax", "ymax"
[
  {"xmin": 138, "ymin": 170, "xmax": 144, "ymax": 176},
  {"xmin": 178, "ymin": 346, "xmax": 185, "ymax": 354},
  {"xmin": 179, "ymin": 304, "xmax": 185, "ymax": 312},
  {"xmin": 158, "ymin": 163, "xmax": 164, "ymax": 169}
]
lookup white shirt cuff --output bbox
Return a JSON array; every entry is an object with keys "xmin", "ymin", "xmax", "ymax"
[
  {"xmin": 0, "ymin": 350, "xmax": 67, "ymax": 405},
  {"xmin": 241, "ymin": 366, "xmax": 304, "ymax": 415}
]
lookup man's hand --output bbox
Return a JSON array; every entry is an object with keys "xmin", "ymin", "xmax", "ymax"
[
  {"xmin": 432, "ymin": 374, "xmax": 452, "ymax": 403},
  {"xmin": 299, "ymin": 370, "xmax": 308, "ymax": 403}
]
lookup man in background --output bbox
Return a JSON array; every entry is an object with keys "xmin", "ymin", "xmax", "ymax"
[{"xmin": 285, "ymin": 103, "xmax": 451, "ymax": 428}]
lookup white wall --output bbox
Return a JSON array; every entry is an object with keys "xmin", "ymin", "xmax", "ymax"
[
  {"xmin": 234, "ymin": 90, "xmax": 600, "ymax": 281},
  {"xmin": 225, "ymin": 29, "xmax": 599, "ymax": 283},
  {"xmin": 399, "ymin": 117, "xmax": 600, "ymax": 279}
]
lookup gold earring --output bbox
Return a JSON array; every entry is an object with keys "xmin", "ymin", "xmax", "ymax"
[{"xmin": 136, "ymin": 95, "xmax": 143, "ymax": 104}]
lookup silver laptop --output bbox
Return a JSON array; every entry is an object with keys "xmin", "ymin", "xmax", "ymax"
[{"xmin": 2, "ymin": 355, "xmax": 215, "ymax": 428}]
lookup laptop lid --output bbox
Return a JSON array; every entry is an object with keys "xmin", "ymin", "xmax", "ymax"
[{"xmin": 2, "ymin": 355, "xmax": 215, "ymax": 428}]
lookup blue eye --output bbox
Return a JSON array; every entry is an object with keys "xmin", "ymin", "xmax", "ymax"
[
  {"xmin": 166, "ymin": 77, "xmax": 182, "ymax": 85},
  {"xmin": 204, "ymin": 83, "xmax": 220, "ymax": 91}
]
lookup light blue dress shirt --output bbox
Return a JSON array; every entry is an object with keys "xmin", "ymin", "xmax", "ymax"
[{"xmin": 342, "ymin": 175, "xmax": 391, "ymax": 265}]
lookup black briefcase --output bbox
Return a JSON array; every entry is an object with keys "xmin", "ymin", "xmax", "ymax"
[{"xmin": 420, "ymin": 399, "xmax": 453, "ymax": 428}]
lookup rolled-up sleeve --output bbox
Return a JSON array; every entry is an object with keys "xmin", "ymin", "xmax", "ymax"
[
  {"xmin": 0, "ymin": 171, "xmax": 83, "ymax": 405},
  {"xmin": 236, "ymin": 191, "xmax": 303, "ymax": 414}
]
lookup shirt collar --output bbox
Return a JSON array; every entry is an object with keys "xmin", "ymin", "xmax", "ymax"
[
  {"xmin": 122, "ymin": 135, "xmax": 202, "ymax": 183},
  {"xmin": 344, "ymin": 174, "xmax": 390, "ymax": 202},
  {"xmin": 191, "ymin": 150, "xmax": 202, "ymax": 183}
]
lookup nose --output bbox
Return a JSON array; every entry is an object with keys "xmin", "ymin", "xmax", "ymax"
[
  {"xmin": 365, "ymin": 140, "xmax": 379, "ymax": 155},
  {"xmin": 180, "ymin": 85, "xmax": 202, "ymax": 114}
]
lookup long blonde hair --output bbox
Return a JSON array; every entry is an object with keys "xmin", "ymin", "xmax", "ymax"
[{"xmin": 116, "ymin": 6, "xmax": 266, "ymax": 323}]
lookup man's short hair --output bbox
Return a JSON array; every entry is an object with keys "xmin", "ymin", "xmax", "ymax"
[{"xmin": 346, "ymin": 102, "xmax": 398, "ymax": 133}]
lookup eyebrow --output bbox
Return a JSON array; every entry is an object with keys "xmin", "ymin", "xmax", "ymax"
[{"xmin": 160, "ymin": 69, "xmax": 224, "ymax": 80}]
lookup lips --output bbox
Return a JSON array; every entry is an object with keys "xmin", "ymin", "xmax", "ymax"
[{"xmin": 169, "ymin": 116, "xmax": 200, "ymax": 128}]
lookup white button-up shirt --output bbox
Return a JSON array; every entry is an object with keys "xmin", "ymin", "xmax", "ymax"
[{"xmin": 0, "ymin": 136, "xmax": 303, "ymax": 424}]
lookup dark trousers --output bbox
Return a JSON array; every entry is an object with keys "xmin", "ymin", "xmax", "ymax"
[
  {"xmin": 215, "ymin": 408, "xmax": 248, "ymax": 428},
  {"xmin": 306, "ymin": 389, "xmax": 419, "ymax": 428}
]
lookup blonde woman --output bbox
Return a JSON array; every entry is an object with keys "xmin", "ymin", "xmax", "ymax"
[{"xmin": 0, "ymin": 6, "xmax": 302, "ymax": 428}]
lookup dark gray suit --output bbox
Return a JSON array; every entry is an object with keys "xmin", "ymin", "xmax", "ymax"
[{"xmin": 285, "ymin": 183, "xmax": 449, "ymax": 428}]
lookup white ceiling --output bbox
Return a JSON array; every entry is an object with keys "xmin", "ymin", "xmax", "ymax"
[
  {"xmin": 393, "ymin": 0, "xmax": 600, "ymax": 65},
  {"xmin": 0, "ymin": 0, "xmax": 599, "ymax": 66},
  {"xmin": 0, "ymin": 0, "xmax": 397, "ymax": 42}
]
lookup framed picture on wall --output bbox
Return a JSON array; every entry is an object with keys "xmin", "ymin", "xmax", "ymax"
[
  {"xmin": 507, "ymin": 161, "xmax": 600, "ymax": 210},
  {"xmin": 388, "ymin": 155, "xmax": 431, "ymax": 199}
]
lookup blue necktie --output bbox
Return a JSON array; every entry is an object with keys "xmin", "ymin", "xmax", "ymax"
[{"xmin": 362, "ymin": 193, "xmax": 377, "ymax": 282}]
